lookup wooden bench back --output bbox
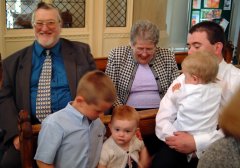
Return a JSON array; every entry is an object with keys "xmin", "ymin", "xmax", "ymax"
[
  {"xmin": 0, "ymin": 52, "xmax": 189, "ymax": 87},
  {"xmin": 18, "ymin": 109, "xmax": 157, "ymax": 168},
  {"xmin": 95, "ymin": 53, "xmax": 188, "ymax": 72}
]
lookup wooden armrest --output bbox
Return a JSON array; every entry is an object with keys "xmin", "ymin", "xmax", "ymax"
[
  {"xmin": 18, "ymin": 110, "xmax": 35, "ymax": 168},
  {"xmin": 32, "ymin": 124, "xmax": 41, "ymax": 135},
  {"xmin": 138, "ymin": 109, "xmax": 158, "ymax": 119},
  {"xmin": 138, "ymin": 109, "xmax": 158, "ymax": 137}
]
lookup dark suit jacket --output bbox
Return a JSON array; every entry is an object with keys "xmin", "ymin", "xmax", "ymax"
[{"xmin": 0, "ymin": 38, "xmax": 96, "ymax": 145}]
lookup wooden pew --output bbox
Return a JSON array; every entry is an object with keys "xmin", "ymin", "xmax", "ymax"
[
  {"xmin": 0, "ymin": 48, "xmax": 235, "ymax": 86},
  {"xmin": 0, "ymin": 52, "xmax": 188, "ymax": 86},
  {"xmin": 95, "ymin": 52, "xmax": 188, "ymax": 72},
  {"xmin": 19, "ymin": 109, "xmax": 158, "ymax": 168},
  {"xmin": 95, "ymin": 47, "xmax": 234, "ymax": 72},
  {"xmin": 95, "ymin": 57, "xmax": 108, "ymax": 72}
]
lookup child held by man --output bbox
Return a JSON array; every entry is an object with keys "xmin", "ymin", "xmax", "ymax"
[{"xmin": 155, "ymin": 51, "xmax": 222, "ymax": 162}]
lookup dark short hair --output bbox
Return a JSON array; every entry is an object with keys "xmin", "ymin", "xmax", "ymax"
[{"xmin": 189, "ymin": 21, "xmax": 226, "ymax": 50}]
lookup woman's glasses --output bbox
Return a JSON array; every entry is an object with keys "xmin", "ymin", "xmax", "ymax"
[{"xmin": 135, "ymin": 47, "xmax": 156, "ymax": 54}]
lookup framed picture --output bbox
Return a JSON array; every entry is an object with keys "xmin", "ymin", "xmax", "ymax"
[
  {"xmin": 193, "ymin": 0, "xmax": 201, "ymax": 9},
  {"xmin": 204, "ymin": 0, "xmax": 220, "ymax": 8},
  {"xmin": 192, "ymin": 11, "xmax": 200, "ymax": 26},
  {"xmin": 201, "ymin": 9, "xmax": 222, "ymax": 21},
  {"xmin": 224, "ymin": 0, "xmax": 231, "ymax": 10}
]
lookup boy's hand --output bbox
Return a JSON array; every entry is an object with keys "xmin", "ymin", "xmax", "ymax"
[
  {"xmin": 172, "ymin": 83, "xmax": 181, "ymax": 92},
  {"xmin": 13, "ymin": 136, "xmax": 20, "ymax": 150}
]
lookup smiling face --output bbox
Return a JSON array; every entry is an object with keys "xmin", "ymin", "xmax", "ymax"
[
  {"xmin": 132, "ymin": 38, "xmax": 156, "ymax": 65},
  {"xmin": 33, "ymin": 8, "xmax": 61, "ymax": 49},
  {"xmin": 109, "ymin": 119, "xmax": 138, "ymax": 149}
]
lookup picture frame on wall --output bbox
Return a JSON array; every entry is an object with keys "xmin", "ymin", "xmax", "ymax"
[
  {"xmin": 192, "ymin": 11, "xmax": 200, "ymax": 25},
  {"xmin": 204, "ymin": 0, "xmax": 220, "ymax": 8},
  {"xmin": 201, "ymin": 9, "xmax": 222, "ymax": 21},
  {"xmin": 193, "ymin": 0, "xmax": 201, "ymax": 9},
  {"xmin": 224, "ymin": 0, "xmax": 231, "ymax": 10}
]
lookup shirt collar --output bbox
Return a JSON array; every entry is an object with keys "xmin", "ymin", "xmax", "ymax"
[
  {"xmin": 217, "ymin": 59, "xmax": 227, "ymax": 79},
  {"xmin": 66, "ymin": 102, "xmax": 93, "ymax": 126},
  {"xmin": 34, "ymin": 40, "xmax": 61, "ymax": 57}
]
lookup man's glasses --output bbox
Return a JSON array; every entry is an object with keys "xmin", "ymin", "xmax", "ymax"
[{"xmin": 34, "ymin": 20, "xmax": 59, "ymax": 29}]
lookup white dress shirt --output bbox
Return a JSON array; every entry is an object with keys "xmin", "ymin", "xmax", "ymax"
[{"xmin": 217, "ymin": 59, "xmax": 240, "ymax": 106}]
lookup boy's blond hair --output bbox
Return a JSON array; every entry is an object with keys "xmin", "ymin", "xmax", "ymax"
[
  {"xmin": 111, "ymin": 105, "xmax": 140, "ymax": 127},
  {"xmin": 181, "ymin": 51, "xmax": 218, "ymax": 83},
  {"xmin": 219, "ymin": 87, "xmax": 240, "ymax": 139},
  {"xmin": 77, "ymin": 70, "xmax": 116, "ymax": 105}
]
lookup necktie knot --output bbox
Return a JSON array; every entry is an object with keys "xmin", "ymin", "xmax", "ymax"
[{"xmin": 44, "ymin": 50, "xmax": 51, "ymax": 57}]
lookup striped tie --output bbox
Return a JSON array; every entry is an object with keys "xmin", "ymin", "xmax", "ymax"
[{"xmin": 36, "ymin": 50, "xmax": 52, "ymax": 122}]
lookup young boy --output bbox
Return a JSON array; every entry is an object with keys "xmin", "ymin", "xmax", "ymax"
[
  {"xmin": 154, "ymin": 51, "xmax": 222, "ymax": 166},
  {"xmin": 34, "ymin": 70, "xmax": 116, "ymax": 168},
  {"xmin": 98, "ymin": 105, "xmax": 150, "ymax": 168}
]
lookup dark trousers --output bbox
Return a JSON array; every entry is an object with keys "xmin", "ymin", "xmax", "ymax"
[
  {"xmin": 0, "ymin": 144, "xmax": 21, "ymax": 168},
  {"xmin": 144, "ymin": 135, "xmax": 198, "ymax": 168}
]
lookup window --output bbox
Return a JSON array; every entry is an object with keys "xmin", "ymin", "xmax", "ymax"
[
  {"xmin": 106, "ymin": 0, "xmax": 127, "ymax": 27},
  {"xmin": 133, "ymin": 0, "xmax": 190, "ymax": 51},
  {"xmin": 6, "ymin": 0, "xmax": 40, "ymax": 29},
  {"xmin": 5, "ymin": 0, "xmax": 86, "ymax": 29}
]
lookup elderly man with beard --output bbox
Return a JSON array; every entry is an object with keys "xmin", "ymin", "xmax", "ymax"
[{"xmin": 0, "ymin": 2, "xmax": 96, "ymax": 167}]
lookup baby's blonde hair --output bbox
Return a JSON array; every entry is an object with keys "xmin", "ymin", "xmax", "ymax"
[{"xmin": 182, "ymin": 51, "xmax": 218, "ymax": 83}]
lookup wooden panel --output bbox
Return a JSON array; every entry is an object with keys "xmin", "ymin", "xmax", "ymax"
[
  {"xmin": 0, "ymin": 53, "xmax": 187, "ymax": 87},
  {"xmin": 95, "ymin": 57, "xmax": 108, "ymax": 71},
  {"xmin": 133, "ymin": 0, "xmax": 167, "ymax": 31},
  {"xmin": 175, "ymin": 52, "xmax": 187, "ymax": 64},
  {"xmin": 224, "ymin": 41, "xmax": 234, "ymax": 63}
]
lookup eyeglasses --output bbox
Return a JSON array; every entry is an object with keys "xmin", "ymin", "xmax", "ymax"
[
  {"xmin": 135, "ymin": 47, "xmax": 156, "ymax": 54},
  {"xmin": 34, "ymin": 20, "xmax": 59, "ymax": 29}
]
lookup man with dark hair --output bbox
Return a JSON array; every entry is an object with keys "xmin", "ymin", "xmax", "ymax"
[
  {"xmin": 0, "ymin": 2, "xmax": 96, "ymax": 167},
  {"xmin": 152, "ymin": 21, "xmax": 240, "ymax": 168}
]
